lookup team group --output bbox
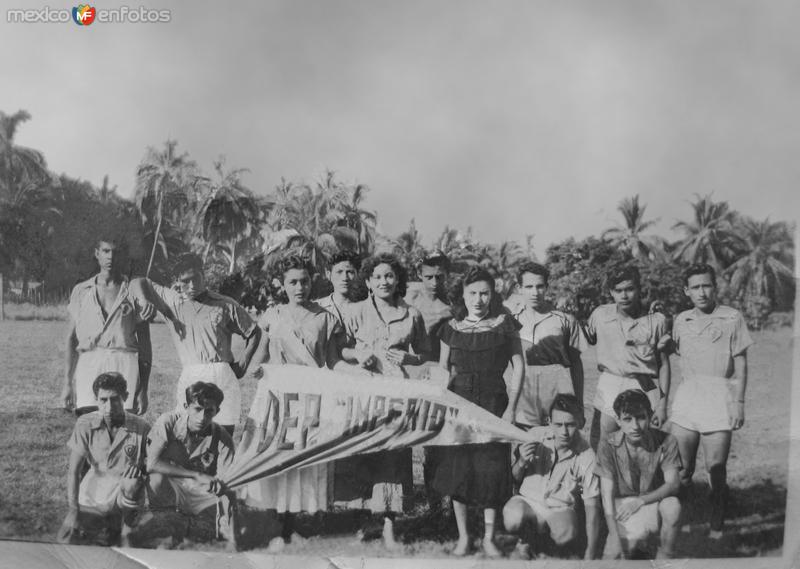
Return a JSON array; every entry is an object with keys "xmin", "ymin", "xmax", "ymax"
[{"xmin": 57, "ymin": 237, "xmax": 752, "ymax": 559}]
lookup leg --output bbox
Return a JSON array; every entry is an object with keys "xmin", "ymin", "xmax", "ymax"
[
  {"xmin": 482, "ymin": 507, "xmax": 502, "ymax": 558},
  {"xmin": 382, "ymin": 511, "xmax": 399, "ymax": 551},
  {"xmin": 502, "ymin": 497, "xmax": 537, "ymax": 558},
  {"xmin": 546, "ymin": 509, "xmax": 578, "ymax": 547},
  {"xmin": 701, "ymin": 431, "xmax": 732, "ymax": 533},
  {"xmin": 452, "ymin": 498, "xmax": 470, "ymax": 555},
  {"xmin": 670, "ymin": 423, "xmax": 701, "ymax": 489},
  {"xmin": 657, "ymin": 497, "xmax": 681, "ymax": 558}
]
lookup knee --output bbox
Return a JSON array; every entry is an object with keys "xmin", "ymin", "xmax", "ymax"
[
  {"xmin": 502, "ymin": 500, "xmax": 528, "ymax": 533},
  {"xmin": 658, "ymin": 497, "xmax": 681, "ymax": 525},
  {"xmin": 550, "ymin": 517, "xmax": 578, "ymax": 546}
]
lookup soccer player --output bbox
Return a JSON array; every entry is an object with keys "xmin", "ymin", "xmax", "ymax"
[
  {"xmin": 316, "ymin": 250, "xmax": 361, "ymax": 324},
  {"xmin": 62, "ymin": 237, "xmax": 152, "ymax": 415},
  {"xmin": 406, "ymin": 251, "xmax": 453, "ymax": 363},
  {"xmin": 146, "ymin": 381, "xmax": 238, "ymax": 549},
  {"xmin": 131, "ymin": 253, "xmax": 261, "ymax": 435},
  {"xmin": 509, "ymin": 262, "xmax": 586, "ymax": 428},
  {"xmin": 668, "ymin": 263, "xmax": 753, "ymax": 537},
  {"xmin": 58, "ymin": 372, "xmax": 150, "ymax": 546},
  {"xmin": 502, "ymin": 393, "xmax": 600, "ymax": 560},
  {"xmin": 595, "ymin": 390, "xmax": 682, "ymax": 559},
  {"xmin": 583, "ymin": 266, "xmax": 670, "ymax": 449}
]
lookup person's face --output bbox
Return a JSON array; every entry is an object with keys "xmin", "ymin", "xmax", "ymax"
[
  {"xmin": 549, "ymin": 409, "xmax": 580, "ymax": 450},
  {"xmin": 176, "ymin": 269, "xmax": 206, "ymax": 300},
  {"xmin": 685, "ymin": 272, "xmax": 716, "ymax": 312},
  {"xmin": 329, "ymin": 261, "xmax": 356, "ymax": 296},
  {"xmin": 520, "ymin": 272, "xmax": 547, "ymax": 310},
  {"xmin": 420, "ymin": 265, "xmax": 447, "ymax": 295},
  {"xmin": 463, "ymin": 279, "xmax": 492, "ymax": 318},
  {"xmin": 616, "ymin": 409, "xmax": 651, "ymax": 443},
  {"xmin": 96, "ymin": 387, "xmax": 126, "ymax": 425},
  {"xmin": 283, "ymin": 268, "xmax": 311, "ymax": 304},
  {"xmin": 369, "ymin": 263, "xmax": 398, "ymax": 300},
  {"xmin": 94, "ymin": 241, "xmax": 119, "ymax": 273},
  {"xmin": 184, "ymin": 400, "xmax": 219, "ymax": 432},
  {"xmin": 610, "ymin": 279, "xmax": 640, "ymax": 310}
]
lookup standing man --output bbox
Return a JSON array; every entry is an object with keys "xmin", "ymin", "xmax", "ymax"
[
  {"xmin": 583, "ymin": 266, "xmax": 670, "ymax": 449},
  {"xmin": 58, "ymin": 373, "xmax": 150, "ymax": 546},
  {"xmin": 406, "ymin": 251, "xmax": 453, "ymax": 364},
  {"xmin": 668, "ymin": 263, "xmax": 753, "ymax": 537},
  {"xmin": 508, "ymin": 262, "xmax": 586, "ymax": 429},
  {"xmin": 62, "ymin": 236, "xmax": 152, "ymax": 415},
  {"xmin": 132, "ymin": 253, "xmax": 260, "ymax": 435},
  {"xmin": 316, "ymin": 250, "xmax": 361, "ymax": 324}
]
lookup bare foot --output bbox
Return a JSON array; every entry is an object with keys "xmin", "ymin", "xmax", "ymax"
[
  {"xmin": 452, "ymin": 537, "xmax": 470, "ymax": 556},
  {"xmin": 382, "ymin": 518, "xmax": 401, "ymax": 551},
  {"xmin": 267, "ymin": 536, "xmax": 285, "ymax": 553},
  {"xmin": 482, "ymin": 537, "xmax": 503, "ymax": 558}
]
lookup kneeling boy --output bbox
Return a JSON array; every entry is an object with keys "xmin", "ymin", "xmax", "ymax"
[
  {"xmin": 595, "ymin": 390, "xmax": 681, "ymax": 559},
  {"xmin": 58, "ymin": 372, "xmax": 149, "ymax": 546},
  {"xmin": 146, "ymin": 381, "xmax": 237, "ymax": 548},
  {"xmin": 502, "ymin": 394, "xmax": 600, "ymax": 559}
]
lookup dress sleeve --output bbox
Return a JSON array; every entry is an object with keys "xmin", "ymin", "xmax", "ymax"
[{"xmin": 438, "ymin": 320, "xmax": 455, "ymax": 346}]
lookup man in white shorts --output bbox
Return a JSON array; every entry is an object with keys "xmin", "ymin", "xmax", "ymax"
[
  {"xmin": 58, "ymin": 373, "xmax": 150, "ymax": 546},
  {"xmin": 583, "ymin": 266, "xmax": 670, "ymax": 449},
  {"xmin": 146, "ymin": 381, "xmax": 237, "ymax": 549},
  {"xmin": 132, "ymin": 253, "xmax": 260, "ymax": 435},
  {"xmin": 596, "ymin": 390, "xmax": 681, "ymax": 559},
  {"xmin": 502, "ymin": 393, "xmax": 600, "ymax": 559},
  {"xmin": 668, "ymin": 263, "xmax": 752, "ymax": 537},
  {"xmin": 63, "ymin": 237, "xmax": 152, "ymax": 415},
  {"xmin": 507, "ymin": 262, "xmax": 586, "ymax": 429}
]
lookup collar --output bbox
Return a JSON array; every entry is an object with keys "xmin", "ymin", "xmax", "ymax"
[
  {"xmin": 88, "ymin": 411, "xmax": 130, "ymax": 432},
  {"xmin": 369, "ymin": 294, "xmax": 409, "ymax": 324},
  {"xmin": 543, "ymin": 431, "xmax": 587, "ymax": 460},
  {"xmin": 601, "ymin": 303, "xmax": 647, "ymax": 324},
  {"xmin": 175, "ymin": 413, "xmax": 213, "ymax": 442},
  {"xmin": 684, "ymin": 304, "xmax": 724, "ymax": 321}
]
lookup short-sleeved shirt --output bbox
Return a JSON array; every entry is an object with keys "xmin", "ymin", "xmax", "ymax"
[
  {"xmin": 68, "ymin": 411, "xmax": 150, "ymax": 476},
  {"xmin": 511, "ymin": 305, "xmax": 586, "ymax": 367},
  {"xmin": 673, "ymin": 305, "xmax": 753, "ymax": 379},
  {"xmin": 68, "ymin": 276, "xmax": 144, "ymax": 352},
  {"xmin": 517, "ymin": 432, "xmax": 599, "ymax": 509},
  {"xmin": 146, "ymin": 411, "xmax": 235, "ymax": 477},
  {"xmin": 259, "ymin": 302, "xmax": 342, "ymax": 368},
  {"xmin": 315, "ymin": 294, "xmax": 352, "ymax": 326},
  {"xmin": 151, "ymin": 284, "xmax": 256, "ymax": 366},
  {"xmin": 407, "ymin": 291, "xmax": 453, "ymax": 361},
  {"xmin": 594, "ymin": 430, "xmax": 681, "ymax": 498},
  {"xmin": 584, "ymin": 304, "xmax": 667, "ymax": 378},
  {"xmin": 344, "ymin": 296, "xmax": 430, "ymax": 378}
]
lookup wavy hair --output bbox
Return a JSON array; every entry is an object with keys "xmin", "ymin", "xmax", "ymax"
[{"xmin": 360, "ymin": 252, "xmax": 408, "ymax": 299}]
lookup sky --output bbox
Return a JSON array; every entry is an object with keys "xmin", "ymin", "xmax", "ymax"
[{"xmin": 2, "ymin": 0, "xmax": 799, "ymax": 257}]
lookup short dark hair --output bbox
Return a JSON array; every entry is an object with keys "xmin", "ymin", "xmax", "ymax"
[
  {"xmin": 549, "ymin": 393, "xmax": 584, "ymax": 426},
  {"xmin": 606, "ymin": 265, "xmax": 641, "ymax": 291},
  {"xmin": 185, "ymin": 381, "xmax": 224, "ymax": 408},
  {"xmin": 95, "ymin": 234, "xmax": 121, "ymax": 249},
  {"xmin": 278, "ymin": 254, "xmax": 315, "ymax": 279},
  {"xmin": 613, "ymin": 389, "xmax": 652, "ymax": 418},
  {"xmin": 452, "ymin": 266, "xmax": 504, "ymax": 321},
  {"xmin": 516, "ymin": 261, "xmax": 549, "ymax": 285},
  {"xmin": 360, "ymin": 253, "xmax": 409, "ymax": 299},
  {"xmin": 420, "ymin": 251, "xmax": 450, "ymax": 271},
  {"xmin": 93, "ymin": 372, "xmax": 128, "ymax": 397},
  {"xmin": 172, "ymin": 253, "xmax": 204, "ymax": 280},
  {"xmin": 683, "ymin": 263, "xmax": 717, "ymax": 287},
  {"xmin": 329, "ymin": 250, "xmax": 361, "ymax": 271}
]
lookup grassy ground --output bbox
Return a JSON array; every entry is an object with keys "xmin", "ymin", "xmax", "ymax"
[{"xmin": 0, "ymin": 320, "xmax": 791, "ymax": 558}]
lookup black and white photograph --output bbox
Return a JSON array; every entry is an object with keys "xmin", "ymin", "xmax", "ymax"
[{"xmin": 0, "ymin": 1, "xmax": 797, "ymax": 567}]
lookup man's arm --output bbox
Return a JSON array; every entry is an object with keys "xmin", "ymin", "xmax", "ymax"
[
  {"xmin": 134, "ymin": 322, "xmax": 151, "ymax": 415},
  {"xmin": 568, "ymin": 347, "xmax": 584, "ymax": 407},
  {"xmin": 731, "ymin": 353, "xmax": 748, "ymax": 430},
  {"xmin": 600, "ymin": 476, "xmax": 623, "ymax": 559},
  {"xmin": 232, "ymin": 326, "xmax": 261, "ymax": 379},
  {"xmin": 503, "ymin": 338, "xmax": 525, "ymax": 423},
  {"xmin": 616, "ymin": 465, "xmax": 680, "ymax": 523},
  {"xmin": 57, "ymin": 449, "xmax": 85, "ymax": 542},
  {"xmin": 653, "ymin": 354, "xmax": 670, "ymax": 428},
  {"xmin": 129, "ymin": 277, "xmax": 182, "ymax": 331},
  {"xmin": 62, "ymin": 321, "xmax": 79, "ymax": 410},
  {"xmin": 584, "ymin": 496, "xmax": 601, "ymax": 560}
]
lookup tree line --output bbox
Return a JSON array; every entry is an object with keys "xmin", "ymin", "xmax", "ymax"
[{"xmin": 0, "ymin": 109, "xmax": 795, "ymax": 326}]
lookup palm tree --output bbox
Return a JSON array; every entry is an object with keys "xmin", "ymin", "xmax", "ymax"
[
  {"xmin": 135, "ymin": 139, "xmax": 200, "ymax": 276},
  {"xmin": 725, "ymin": 217, "xmax": 794, "ymax": 309},
  {"xmin": 0, "ymin": 110, "xmax": 50, "ymax": 200},
  {"xmin": 602, "ymin": 194, "xmax": 666, "ymax": 262},
  {"xmin": 391, "ymin": 218, "xmax": 427, "ymax": 269},
  {"xmin": 672, "ymin": 194, "xmax": 738, "ymax": 269},
  {"xmin": 337, "ymin": 179, "xmax": 377, "ymax": 255},
  {"xmin": 195, "ymin": 158, "xmax": 262, "ymax": 274}
]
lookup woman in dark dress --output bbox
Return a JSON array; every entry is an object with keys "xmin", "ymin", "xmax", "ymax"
[{"xmin": 431, "ymin": 267, "xmax": 524, "ymax": 557}]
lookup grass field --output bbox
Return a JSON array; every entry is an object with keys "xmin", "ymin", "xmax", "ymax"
[{"xmin": 0, "ymin": 319, "xmax": 792, "ymax": 558}]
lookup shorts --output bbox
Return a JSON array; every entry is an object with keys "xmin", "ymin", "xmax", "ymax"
[
  {"xmin": 515, "ymin": 364, "xmax": 574, "ymax": 428},
  {"xmin": 594, "ymin": 372, "xmax": 661, "ymax": 419},
  {"xmin": 507, "ymin": 494, "xmax": 577, "ymax": 538},
  {"xmin": 176, "ymin": 363, "xmax": 240, "ymax": 426},
  {"xmin": 74, "ymin": 349, "xmax": 139, "ymax": 410},
  {"xmin": 78, "ymin": 470, "xmax": 141, "ymax": 516},
  {"xmin": 670, "ymin": 375, "xmax": 736, "ymax": 433},
  {"xmin": 149, "ymin": 476, "xmax": 219, "ymax": 516},
  {"xmin": 612, "ymin": 498, "xmax": 660, "ymax": 547}
]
